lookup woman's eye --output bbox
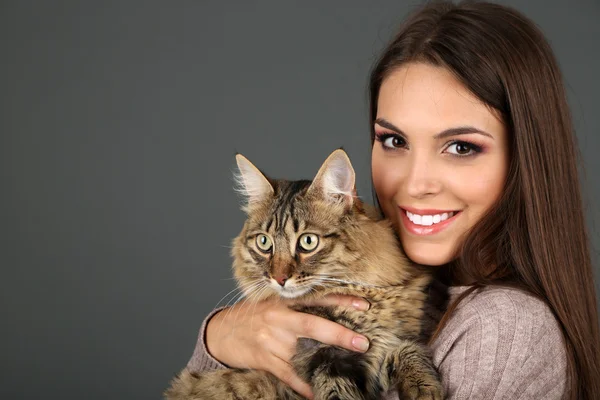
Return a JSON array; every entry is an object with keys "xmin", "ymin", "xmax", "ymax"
[
  {"xmin": 377, "ymin": 133, "xmax": 406, "ymax": 149},
  {"xmin": 445, "ymin": 141, "xmax": 481, "ymax": 156},
  {"xmin": 297, "ymin": 233, "xmax": 319, "ymax": 252},
  {"xmin": 256, "ymin": 234, "xmax": 273, "ymax": 253}
]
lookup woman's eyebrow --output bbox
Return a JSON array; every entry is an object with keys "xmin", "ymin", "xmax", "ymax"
[
  {"xmin": 375, "ymin": 118, "xmax": 494, "ymax": 140},
  {"xmin": 434, "ymin": 126, "xmax": 494, "ymax": 140},
  {"xmin": 375, "ymin": 118, "xmax": 403, "ymax": 133}
]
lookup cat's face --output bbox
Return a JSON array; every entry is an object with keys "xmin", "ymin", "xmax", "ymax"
[{"xmin": 231, "ymin": 150, "xmax": 359, "ymax": 300}]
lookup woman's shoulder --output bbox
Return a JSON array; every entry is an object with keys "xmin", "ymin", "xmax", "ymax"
[
  {"xmin": 435, "ymin": 285, "xmax": 564, "ymax": 347},
  {"xmin": 430, "ymin": 285, "xmax": 567, "ymax": 399},
  {"xmin": 449, "ymin": 285, "xmax": 559, "ymax": 322}
]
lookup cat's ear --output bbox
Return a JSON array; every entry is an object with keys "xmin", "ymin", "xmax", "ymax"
[
  {"xmin": 234, "ymin": 154, "xmax": 274, "ymax": 210},
  {"xmin": 307, "ymin": 149, "xmax": 356, "ymax": 206}
]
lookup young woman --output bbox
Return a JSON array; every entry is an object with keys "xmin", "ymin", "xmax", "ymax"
[{"xmin": 180, "ymin": 2, "xmax": 600, "ymax": 399}]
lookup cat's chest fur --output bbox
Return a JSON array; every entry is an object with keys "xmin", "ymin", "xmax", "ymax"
[{"xmin": 292, "ymin": 281, "xmax": 432, "ymax": 348}]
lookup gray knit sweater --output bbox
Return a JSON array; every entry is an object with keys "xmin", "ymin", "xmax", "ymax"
[{"xmin": 185, "ymin": 286, "xmax": 567, "ymax": 399}]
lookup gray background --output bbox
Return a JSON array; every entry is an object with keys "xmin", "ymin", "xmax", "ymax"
[{"xmin": 1, "ymin": 1, "xmax": 598, "ymax": 399}]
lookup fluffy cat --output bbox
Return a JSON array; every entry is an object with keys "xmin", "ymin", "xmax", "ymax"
[{"xmin": 165, "ymin": 149, "xmax": 445, "ymax": 400}]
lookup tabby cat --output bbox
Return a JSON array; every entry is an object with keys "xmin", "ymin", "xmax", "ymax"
[{"xmin": 165, "ymin": 149, "xmax": 445, "ymax": 400}]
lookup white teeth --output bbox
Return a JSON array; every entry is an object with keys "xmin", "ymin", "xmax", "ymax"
[{"xmin": 406, "ymin": 211, "xmax": 456, "ymax": 226}]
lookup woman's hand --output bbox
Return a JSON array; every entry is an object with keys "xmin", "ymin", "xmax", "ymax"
[{"xmin": 205, "ymin": 295, "xmax": 371, "ymax": 399}]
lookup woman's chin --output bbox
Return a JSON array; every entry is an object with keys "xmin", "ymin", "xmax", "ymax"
[{"xmin": 403, "ymin": 244, "xmax": 455, "ymax": 267}]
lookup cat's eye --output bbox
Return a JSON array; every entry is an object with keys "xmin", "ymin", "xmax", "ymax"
[
  {"xmin": 256, "ymin": 234, "xmax": 273, "ymax": 253},
  {"xmin": 297, "ymin": 233, "xmax": 319, "ymax": 252}
]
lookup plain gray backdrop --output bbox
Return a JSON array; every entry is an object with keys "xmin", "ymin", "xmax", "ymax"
[{"xmin": 1, "ymin": 1, "xmax": 598, "ymax": 399}]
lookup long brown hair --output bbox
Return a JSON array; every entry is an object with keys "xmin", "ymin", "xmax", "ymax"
[{"xmin": 368, "ymin": 1, "xmax": 600, "ymax": 399}]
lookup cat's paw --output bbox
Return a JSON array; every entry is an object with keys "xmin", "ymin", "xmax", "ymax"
[{"xmin": 399, "ymin": 378, "xmax": 444, "ymax": 400}]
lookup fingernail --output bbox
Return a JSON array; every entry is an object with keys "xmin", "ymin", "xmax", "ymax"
[
  {"xmin": 352, "ymin": 299, "xmax": 370, "ymax": 311},
  {"xmin": 352, "ymin": 336, "xmax": 370, "ymax": 352}
]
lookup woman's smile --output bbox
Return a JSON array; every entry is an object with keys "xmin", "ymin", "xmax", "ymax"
[{"xmin": 399, "ymin": 206, "xmax": 462, "ymax": 236}]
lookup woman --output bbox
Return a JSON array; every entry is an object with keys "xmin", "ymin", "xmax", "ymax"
[{"xmin": 182, "ymin": 2, "xmax": 600, "ymax": 399}]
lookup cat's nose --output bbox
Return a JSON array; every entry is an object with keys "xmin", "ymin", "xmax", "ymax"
[{"xmin": 274, "ymin": 275, "xmax": 288, "ymax": 287}]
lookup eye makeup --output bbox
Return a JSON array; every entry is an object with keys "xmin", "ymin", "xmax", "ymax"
[{"xmin": 374, "ymin": 129, "xmax": 488, "ymax": 158}]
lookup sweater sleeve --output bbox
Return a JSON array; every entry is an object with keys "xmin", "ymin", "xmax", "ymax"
[
  {"xmin": 430, "ymin": 287, "xmax": 568, "ymax": 400},
  {"xmin": 185, "ymin": 307, "xmax": 229, "ymax": 374}
]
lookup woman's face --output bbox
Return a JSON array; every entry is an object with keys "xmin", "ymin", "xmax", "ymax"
[{"xmin": 372, "ymin": 63, "xmax": 509, "ymax": 266}]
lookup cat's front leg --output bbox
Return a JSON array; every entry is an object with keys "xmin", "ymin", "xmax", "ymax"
[
  {"xmin": 383, "ymin": 341, "xmax": 444, "ymax": 400},
  {"xmin": 163, "ymin": 368, "xmax": 279, "ymax": 400},
  {"xmin": 292, "ymin": 338, "xmax": 378, "ymax": 400},
  {"xmin": 310, "ymin": 372, "xmax": 367, "ymax": 400}
]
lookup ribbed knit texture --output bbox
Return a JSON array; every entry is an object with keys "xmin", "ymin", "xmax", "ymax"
[{"xmin": 185, "ymin": 286, "xmax": 567, "ymax": 399}]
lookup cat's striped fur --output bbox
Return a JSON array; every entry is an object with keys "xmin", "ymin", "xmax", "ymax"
[{"xmin": 165, "ymin": 149, "xmax": 445, "ymax": 400}]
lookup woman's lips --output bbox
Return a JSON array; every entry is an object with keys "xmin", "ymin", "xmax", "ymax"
[{"xmin": 399, "ymin": 206, "xmax": 461, "ymax": 236}]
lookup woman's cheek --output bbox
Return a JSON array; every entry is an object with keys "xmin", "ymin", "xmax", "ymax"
[
  {"xmin": 372, "ymin": 154, "xmax": 398, "ymax": 201},
  {"xmin": 374, "ymin": 170, "xmax": 404, "ymax": 232},
  {"xmin": 451, "ymin": 168, "xmax": 505, "ymax": 210}
]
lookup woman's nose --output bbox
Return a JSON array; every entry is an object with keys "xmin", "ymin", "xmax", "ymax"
[{"xmin": 404, "ymin": 154, "xmax": 442, "ymax": 199}]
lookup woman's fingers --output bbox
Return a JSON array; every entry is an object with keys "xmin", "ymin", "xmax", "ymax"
[
  {"xmin": 281, "ymin": 309, "xmax": 370, "ymax": 353},
  {"xmin": 296, "ymin": 294, "xmax": 370, "ymax": 311},
  {"xmin": 267, "ymin": 355, "xmax": 314, "ymax": 399},
  {"xmin": 266, "ymin": 325, "xmax": 300, "ymax": 361},
  {"xmin": 281, "ymin": 294, "xmax": 371, "ymax": 353}
]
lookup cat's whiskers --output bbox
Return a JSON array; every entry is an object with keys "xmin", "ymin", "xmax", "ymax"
[
  {"xmin": 231, "ymin": 282, "xmax": 272, "ymax": 368},
  {"xmin": 311, "ymin": 271, "xmax": 348, "ymax": 276},
  {"xmin": 214, "ymin": 280, "xmax": 265, "ymax": 339},
  {"xmin": 314, "ymin": 268, "xmax": 360, "ymax": 281},
  {"xmin": 217, "ymin": 279, "xmax": 263, "ymax": 309},
  {"xmin": 311, "ymin": 272, "xmax": 354, "ymax": 281},
  {"xmin": 309, "ymin": 272, "xmax": 350, "ymax": 284},
  {"xmin": 301, "ymin": 281, "xmax": 327, "ymax": 299},
  {"xmin": 316, "ymin": 276, "xmax": 384, "ymax": 288},
  {"xmin": 237, "ymin": 278, "xmax": 266, "ymax": 295},
  {"xmin": 241, "ymin": 281, "xmax": 269, "ymax": 317},
  {"xmin": 216, "ymin": 281, "xmax": 269, "ymax": 350},
  {"xmin": 238, "ymin": 281, "xmax": 269, "ymax": 320},
  {"xmin": 318, "ymin": 277, "xmax": 362, "ymax": 285},
  {"xmin": 215, "ymin": 290, "xmax": 248, "ymax": 339},
  {"xmin": 307, "ymin": 285, "xmax": 322, "ymax": 298},
  {"xmin": 212, "ymin": 282, "xmax": 253, "ymax": 310},
  {"xmin": 247, "ymin": 283, "xmax": 272, "ymax": 344}
]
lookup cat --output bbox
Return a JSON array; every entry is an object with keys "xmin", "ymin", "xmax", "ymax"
[{"xmin": 164, "ymin": 149, "xmax": 445, "ymax": 400}]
